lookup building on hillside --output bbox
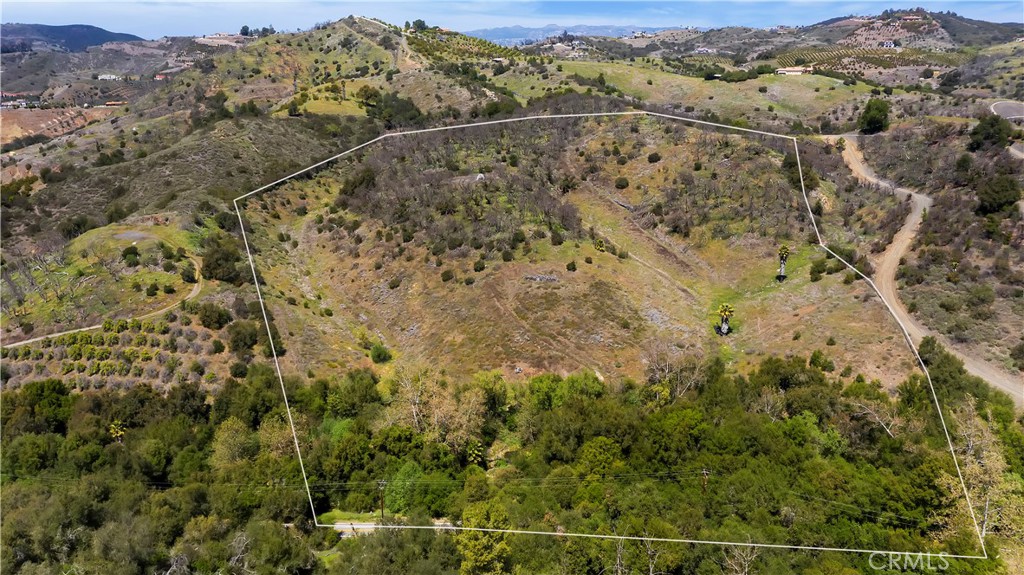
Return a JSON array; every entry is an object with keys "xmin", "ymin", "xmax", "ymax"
[
  {"xmin": 878, "ymin": 40, "xmax": 896, "ymax": 48},
  {"xmin": 154, "ymin": 74, "xmax": 167, "ymax": 81},
  {"xmin": 775, "ymin": 66, "xmax": 813, "ymax": 76},
  {"xmin": 97, "ymin": 74, "xmax": 122, "ymax": 81}
]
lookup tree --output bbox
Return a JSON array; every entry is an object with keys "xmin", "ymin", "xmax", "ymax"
[
  {"xmin": 201, "ymin": 234, "xmax": 246, "ymax": 284},
  {"xmin": 457, "ymin": 500, "xmax": 511, "ymax": 575},
  {"xmin": 968, "ymin": 114, "xmax": 1013, "ymax": 151},
  {"xmin": 717, "ymin": 303, "xmax": 735, "ymax": 335},
  {"xmin": 976, "ymin": 175, "xmax": 1021, "ymax": 215},
  {"xmin": 227, "ymin": 320, "xmax": 259, "ymax": 354},
  {"xmin": 210, "ymin": 416, "xmax": 258, "ymax": 470},
  {"xmin": 858, "ymin": 98, "xmax": 890, "ymax": 134},
  {"xmin": 240, "ymin": 25, "xmax": 250, "ymax": 36},
  {"xmin": 180, "ymin": 261, "xmax": 197, "ymax": 283},
  {"xmin": 355, "ymin": 85, "xmax": 381, "ymax": 105},
  {"xmin": 412, "ymin": 19, "xmax": 428, "ymax": 31},
  {"xmin": 197, "ymin": 302, "xmax": 232, "ymax": 330}
]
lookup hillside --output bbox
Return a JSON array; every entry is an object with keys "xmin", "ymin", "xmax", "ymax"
[
  {"xmin": 239, "ymin": 111, "xmax": 915, "ymax": 387},
  {"xmin": 0, "ymin": 10, "xmax": 1023, "ymax": 575},
  {"xmin": 0, "ymin": 23, "xmax": 144, "ymax": 52}
]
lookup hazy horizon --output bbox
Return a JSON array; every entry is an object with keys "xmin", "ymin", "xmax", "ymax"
[{"xmin": 2, "ymin": 1, "xmax": 1021, "ymax": 40}]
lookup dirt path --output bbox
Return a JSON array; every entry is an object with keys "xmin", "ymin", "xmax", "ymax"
[
  {"xmin": 827, "ymin": 135, "xmax": 1022, "ymax": 406},
  {"xmin": 3, "ymin": 256, "xmax": 204, "ymax": 348}
]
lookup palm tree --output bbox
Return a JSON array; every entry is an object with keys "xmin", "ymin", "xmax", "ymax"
[
  {"xmin": 718, "ymin": 303, "xmax": 735, "ymax": 335},
  {"xmin": 778, "ymin": 245, "xmax": 790, "ymax": 279}
]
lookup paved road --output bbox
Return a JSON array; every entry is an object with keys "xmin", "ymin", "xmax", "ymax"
[
  {"xmin": 2, "ymin": 255, "xmax": 203, "ymax": 348},
  {"xmin": 828, "ymin": 135, "xmax": 1023, "ymax": 406},
  {"xmin": 990, "ymin": 100, "xmax": 1024, "ymax": 120}
]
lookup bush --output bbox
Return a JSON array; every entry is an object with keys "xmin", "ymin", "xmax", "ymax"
[
  {"xmin": 473, "ymin": 260, "xmax": 485, "ymax": 272},
  {"xmin": 370, "ymin": 343, "xmax": 392, "ymax": 363},
  {"xmin": 976, "ymin": 175, "xmax": 1021, "ymax": 215},
  {"xmin": 197, "ymin": 303, "xmax": 232, "ymax": 330},
  {"xmin": 388, "ymin": 277, "xmax": 402, "ymax": 289},
  {"xmin": 614, "ymin": 177, "xmax": 629, "ymax": 189},
  {"xmin": 229, "ymin": 362, "xmax": 248, "ymax": 378},
  {"xmin": 211, "ymin": 340, "xmax": 225, "ymax": 354},
  {"xmin": 647, "ymin": 152, "xmax": 661, "ymax": 163},
  {"xmin": 180, "ymin": 262, "xmax": 197, "ymax": 283},
  {"xmin": 550, "ymin": 229, "xmax": 564, "ymax": 246},
  {"xmin": 440, "ymin": 269, "xmax": 454, "ymax": 282},
  {"xmin": 146, "ymin": 282, "xmax": 159, "ymax": 297},
  {"xmin": 566, "ymin": 260, "xmax": 577, "ymax": 272},
  {"xmin": 501, "ymin": 250, "xmax": 513, "ymax": 262},
  {"xmin": 857, "ymin": 98, "xmax": 890, "ymax": 134},
  {"xmin": 227, "ymin": 320, "xmax": 259, "ymax": 354},
  {"xmin": 968, "ymin": 114, "xmax": 1013, "ymax": 151}
]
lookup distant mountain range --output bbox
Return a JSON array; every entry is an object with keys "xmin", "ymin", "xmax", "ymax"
[
  {"xmin": 463, "ymin": 24, "xmax": 685, "ymax": 45},
  {"xmin": 0, "ymin": 23, "xmax": 143, "ymax": 53}
]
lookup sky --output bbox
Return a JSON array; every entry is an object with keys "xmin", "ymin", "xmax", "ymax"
[{"xmin": 1, "ymin": 1, "xmax": 1021, "ymax": 39}]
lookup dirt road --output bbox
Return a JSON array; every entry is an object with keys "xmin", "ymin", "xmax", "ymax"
[
  {"xmin": 827, "ymin": 135, "xmax": 1022, "ymax": 406},
  {"xmin": 3, "ymin": 255, "xmax": 203, "ymax": 348}
]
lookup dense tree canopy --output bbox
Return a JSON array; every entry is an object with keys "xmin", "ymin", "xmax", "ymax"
[{"xmin": 1, "ymin": 340, "xmax": 1018, "ymax": 574}]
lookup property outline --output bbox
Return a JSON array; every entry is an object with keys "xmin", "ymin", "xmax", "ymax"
[{"xmin": 233, "ymin": 110, "xmax": 988, "ymax": 559}]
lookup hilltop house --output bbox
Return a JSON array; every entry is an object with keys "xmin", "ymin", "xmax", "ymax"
[{"xmin": 775, "ymin": 66, "xmax": 813, "ymax": 76}]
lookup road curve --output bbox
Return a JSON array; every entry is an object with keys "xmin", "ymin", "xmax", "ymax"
[
  {"xmin": 989, "ymin": 100, "xmax": 1024, "ymax": 120},
  {"xmin": 2, "ymin": 256, "xmax": 204, "ymax": 348},
  {"xmin": 827, "ymin": 135, "xmax": 1022, "ymax": 406}
]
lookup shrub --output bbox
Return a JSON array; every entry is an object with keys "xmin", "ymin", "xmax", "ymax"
[
  {"xmin": 550, "ymin": 229, "xmax": 564, "ymax": 246},
  {"xmin": 388, "ymin": 277, "xmax": 402, "ymax": 289},
  {"xmin": 566, "ymin": 260, "xmax": 577, "ymax": 272},
  {"xmin": 227, "ymin": 320, "xmax": 259, "ymax": 353},
  {"xmin": 370, "ymin": 343, "xmax": 392, "ymax": 363},
  {"xmin": 197, "ymin": 303, "xmax": 232, "ymax": 330},
  {"xmin": 146, "ymin": 282, "xmax": 159, "ymax": 296},
  {"xmin": 180, "ymin": 262, "xmax": 197, "ymax": 283},
  {"xmin": 857, "ymin": 98, "xmax": 890, "ymax": 134},
  {"xmin": 473, "ymin": 260, "xmax": 485, "ymax": 272},
  {"xmin": 501, "ymin": 250, "xmax": 513, "ymax": 262},
  {"xmin": 211, "ymin": 340, "xmax": 225, "ymax": 354},
  {"xmin": 614, "ymin": 177, "xmax": 629, "ymax": 189},
  {"xmin": 647, "ymin": 152, "xmax": 661, "ymax": 163},
  {"xmin": 229, "ymin": 362, "xmax": 248, "ymax": 378},
  {"xmin": 440, "ymin": 269, "xmax": 455, "ymax": 282}
]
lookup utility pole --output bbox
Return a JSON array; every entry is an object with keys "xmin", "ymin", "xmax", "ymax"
[
  {"xmin": 701, "ymin": 468, "xmax": 710, "ymax": 495},
  {"xmin": 377, "ymin": 480, "xmax": 387, "ymax": 522}
]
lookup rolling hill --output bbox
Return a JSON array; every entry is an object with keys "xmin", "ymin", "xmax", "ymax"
[{"xmin": 0, "ymin": 23, "xmax": 144, "ymax": 52}]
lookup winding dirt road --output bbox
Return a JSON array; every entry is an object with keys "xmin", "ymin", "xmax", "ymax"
[{"xmin": 828, "ymin": 135, "xmax": 1022, "ymax": 406}]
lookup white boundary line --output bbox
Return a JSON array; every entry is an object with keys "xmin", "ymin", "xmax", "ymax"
[{"xmin": 233, "ymin": 111, "xmax": 988, "ymax": 559}]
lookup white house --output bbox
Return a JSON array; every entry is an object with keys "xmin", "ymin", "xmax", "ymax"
[{"xmin": 775, "ymin": 66, "xmax": 813, "ymax": 76}]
